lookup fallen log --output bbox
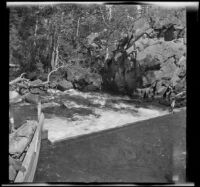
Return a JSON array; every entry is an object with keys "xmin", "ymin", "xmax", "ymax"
[
  {"xmin": 10, "ymin": 64, "xmax": 71, "ymax": 98},
  {"xmin": 30, "ymin": 64, "xmax": 70, "ymax": 87},
  {"xmin": 9, "ymin": 73, "xmax": 28, "ymax": 86}
]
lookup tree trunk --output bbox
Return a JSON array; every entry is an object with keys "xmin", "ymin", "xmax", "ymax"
[
  {"xmin": 106, "ymin": 5, "xmax": 112, "ymax": 21},
  {"xmin": 51, "ymin": 47, "xmax": 55, "ymax": 70},
  {"xmin": 50, "ymin": 29, "xmax": 57, "ymax": 70},
  {"xmin": 34, "ymin": 18, "xmax": 38, "ymax": 47},
  {"xmin": 76, "ymin": 17, "xmax": 80, "ymax": 37},
  {"xmin": 54, "ymin": 44, "xmax": 59, "ymax": 68}
]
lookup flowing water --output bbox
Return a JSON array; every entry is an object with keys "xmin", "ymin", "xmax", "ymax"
[{"xmin": 41, "ymin": 89, "xmax": 170, "ymax": 143}]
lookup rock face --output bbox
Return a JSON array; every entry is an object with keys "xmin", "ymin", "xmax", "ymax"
[{"xmin": 101, "ymin": 31, "xmax": 186, "ymax": 105}]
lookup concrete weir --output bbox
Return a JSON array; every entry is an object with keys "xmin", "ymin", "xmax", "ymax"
[{"xmin": 35, "ymin": 109, "xmax": 186, "ymax": 183}]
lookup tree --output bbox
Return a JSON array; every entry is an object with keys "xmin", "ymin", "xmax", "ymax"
[{"xmin": 9, "ymin": 4, "xmax": 186, "ymax": 83}]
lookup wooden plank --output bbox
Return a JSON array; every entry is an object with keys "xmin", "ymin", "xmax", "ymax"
[{"xmin": 14, "ymin": 113, "xmax": 44, "ymax": 183}]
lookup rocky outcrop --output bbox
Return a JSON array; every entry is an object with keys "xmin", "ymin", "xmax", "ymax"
[
  {"xmin": 101, "ymin": 29, "xmax": 186, "ymax": 106},
  {"xmin": 57, "ymin": 79, "xmax": 73, "ymax": 91}
]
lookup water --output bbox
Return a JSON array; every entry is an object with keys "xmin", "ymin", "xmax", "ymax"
[
  {"xmin": 10, "ymin": 89, "xmax": 186, "ymax": 183},
  {"xmin": 41, "ymin": 89, "xmax": 170, "ymax": 143}
]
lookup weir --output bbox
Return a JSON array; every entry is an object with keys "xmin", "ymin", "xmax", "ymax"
[{"xmin": 34, "ymin": 100, "xmax": 186, "ymax": 182}]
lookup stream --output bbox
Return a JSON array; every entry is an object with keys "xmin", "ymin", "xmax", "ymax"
[{"xmin": 42, "ymin": 89, "xmax": 172, "ymax": 143}]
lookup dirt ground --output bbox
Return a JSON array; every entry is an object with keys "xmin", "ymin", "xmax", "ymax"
[{"xmin": 34, "ymin": 110, "xmax": 186, "ymax": 183}]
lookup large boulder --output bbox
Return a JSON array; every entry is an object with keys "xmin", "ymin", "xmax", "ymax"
[
  {"xmin": 102, "ymin": 36, "xmax": 186, "ymax": 99},
  {"xmin": 66, "ymin": 65, "xmax": 102, "ymax": 91},
  {"xmin": 9, "ymin": 121, "xmax": 37, "ymax": 156},
  {"xmin": 9, "ymin": 91, "xmax": 22, "ymax": 104},
  {"xmin": 25, "ymin": 93, "xmax": 40, "ymax": 104},
  {"xmin": 30, "ymin": 79, "xmax": 43, "ymax": 86},
  {"xmin": 57, "ymin": 79, "xmax": 73, "ymax": 91},
  {"xmin": 83, "ymin": 85, "xmax": 98, "ymax": 92}
]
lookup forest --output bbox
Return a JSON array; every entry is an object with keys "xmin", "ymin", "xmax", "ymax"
[{"xmin": 9, "ymin": 4, "xmax": 186, "ymax": 106}]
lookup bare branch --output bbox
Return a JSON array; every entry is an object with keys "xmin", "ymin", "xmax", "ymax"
[
  {"xmin": 9, "ymin": 73, "xmax": 27, "ymax": 85},
  {"xmin": 175, "ymin": 91, "xmax": 186, "ymax": 97},
  {"xmin": 31, "ymin": 64, "xmax": 70, "ymax": 87}
]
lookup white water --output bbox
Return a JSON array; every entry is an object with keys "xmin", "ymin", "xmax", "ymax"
[{"xmin": 43, "ymin": 89, "xmax": 179, "ymax": 143}]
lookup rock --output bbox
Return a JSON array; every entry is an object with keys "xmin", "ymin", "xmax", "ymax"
[
  {"xmin": 26, "ymin": 71, "xmax": 38, "ymax": 81},
  {"xmin": 9, "ymin": 164, "xmax": 17, "ymax": 181},
  {"xmin": 25, "ymin": 93, "xmax": 40, "ymax": 104},
  {"xmin": 57, "ymin": 79, "xmax": 73, "ymax": 91},
  {"xmin": 49, "ymin": 81, "xmax": 57, "ymax": 89},
  {"xmin": 9, "ymin": 136, "xmax": 28, "ymax": 156},
  {"xmin": 42, "ymin": 102, "xmax": 60, "ymax": 109},
  {"xmin": 9, "ymin": 156, "xmax": 22, "ymax": 171},
  {"xmin": 9, "ymin": 156, "xmax": 26, "ymax": 181},
  {"xmin": 9, "ymin": 121, "xmax": 37, "ymax": 155},
  {"xmin": 30, "ymin": 79, "xmax": 43, "ymax": 86},
  {"xmin": 65, "ymin": 64, "xmax": 102, "ymax": 91},
  {"xmin": 47, "ymin": 89, "xmax": 61, "ymax": 94},
  {"xmin": 102, "ymin": 35, "xmax": 186, "ymax": 99},
  {"xmin": 83, "ymin": 85, "xmax": 98, "ymax": 92},
  {"xmin": 164, "ymin": 25, "xmax": 175, "ymax": 41},
  {"xmin": 29, "ymin": 88, "xmax": 46, "ymax": 95},
  {"xmin": 38, "ymin": 73, "xmax": 48, "ymax": 81},
  {"xmin": 9, "ymin": 91, "xmax": 22, "ymax": 104}
]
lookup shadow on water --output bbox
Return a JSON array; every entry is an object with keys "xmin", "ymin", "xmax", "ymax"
[
  {"xmin": 59, "ymin": 94, "xmax": 92, "ymax": 106},
  {"xmin": 43, "ymin": 105, "xmax": 96, "ymax": 119}
]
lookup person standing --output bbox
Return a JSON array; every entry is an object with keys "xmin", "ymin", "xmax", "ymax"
[
  {"xmin": 170, "ymin": 97, "xmax": 176, "ymax": 113},
  {"xmin": 169, "ymin": 87, "xmax": 176, "ymax": 113}
]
